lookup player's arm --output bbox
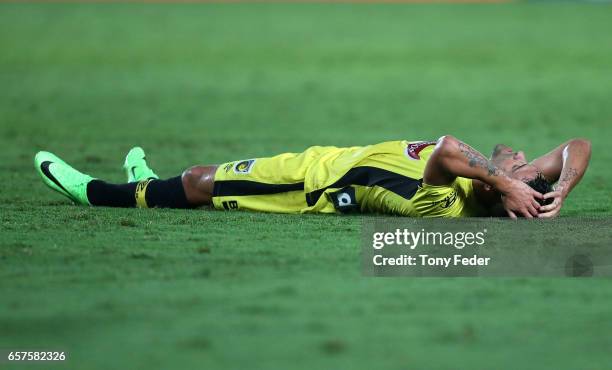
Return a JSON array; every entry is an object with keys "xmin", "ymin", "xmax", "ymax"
[
  {"xmin": 530, "ymin": 138, "xmax": 592, "ymax": 218},
  {"xmin": 424, "ymin": 135, "xmax": 543, "ymax": 218}
]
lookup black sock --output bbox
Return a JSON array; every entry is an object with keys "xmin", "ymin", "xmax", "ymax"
[
  {"xmin": 87, "ymin": 181, "xmax": 137, "ymax": 207},
  {"xmin": 143, "ymin": 176, "xmax": 191, "ymax": 208},
  {"xmin": 86, "ymin": 176, "xmax": 191, "ymax": 209}
]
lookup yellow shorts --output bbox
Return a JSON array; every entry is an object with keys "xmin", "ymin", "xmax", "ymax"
[{"xmin": 211, "ymin": 147, "xmax": 332, "ymax": 213}]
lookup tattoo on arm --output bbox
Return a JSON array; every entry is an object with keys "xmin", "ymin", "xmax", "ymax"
[
  {"xmin": 556, "ymin": 167, "xmax": 579, "ymax": 192},
  {"xmin": 458, "ymin": 143, "xmax": 502, "ymax": 177},
  {"xmin": 559, "ymin": 167, "xmax": 578, "ymax": 184}
]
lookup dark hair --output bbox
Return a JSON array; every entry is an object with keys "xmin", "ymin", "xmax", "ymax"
[{"xmin": 526, "ymin": 173, "xmax": 554, "ymax": 206}]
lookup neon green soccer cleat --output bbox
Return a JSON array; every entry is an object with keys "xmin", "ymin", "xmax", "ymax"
[
  {"xmin": 34, "ymin": 151, "xmax": 94, "ymax": 206},
  {"xmin": 123, "ymin": 147, "xmax": 159, "ymax": 183}
]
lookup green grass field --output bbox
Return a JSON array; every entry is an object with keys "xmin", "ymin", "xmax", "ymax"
[{"xmin": 1, "ymin": 2, "xmax": 612, "ymax": 369}]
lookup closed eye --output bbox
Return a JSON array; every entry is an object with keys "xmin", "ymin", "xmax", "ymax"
[{"xmin": 511, "ymin": 163, "xmax": 527, "ymax": 172}]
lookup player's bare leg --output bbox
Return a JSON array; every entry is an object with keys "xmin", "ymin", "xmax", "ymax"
[{"xmin": 181, "ymin": 165, "xmax": 218, "ymax": 206}]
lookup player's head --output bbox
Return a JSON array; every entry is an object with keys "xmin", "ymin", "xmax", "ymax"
[
  {"xmin": 490, "ymin": 144, "xmax": 553, "ymax": 204},
  {"xmin": 491, "ymin": 144, "xmax": 535, "ymax": 179}
]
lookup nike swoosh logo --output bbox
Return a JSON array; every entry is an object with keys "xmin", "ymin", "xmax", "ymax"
[{"xmin": 40, "ymin": 161, "xmax": 78, "ymax": 203}]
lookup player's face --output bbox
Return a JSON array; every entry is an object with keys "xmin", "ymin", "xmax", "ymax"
[{"xmin": 491, "ymin": 144, "xmax": 539, "ymax": 181}]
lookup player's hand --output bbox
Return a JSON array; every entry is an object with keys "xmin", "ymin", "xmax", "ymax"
[
  {"xmin": 537, "ymin": 191, "xmax": 564, "ymax": 218},
  {"xmin": 501, "ymin": 179, "xmax": 543, "ymax": 219}
]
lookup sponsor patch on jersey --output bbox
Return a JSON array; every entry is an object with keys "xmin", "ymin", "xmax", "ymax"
[
  {"xmin": 328, "ymin": 187, "xmax": 359, "ymax": 213},
  {"xmin": 233, "ymin": 159, "xmax": 256, "ymax": 174},
  {"xmin": 406, "ymin": 141, "xmax": 437, "ymax": 160}
]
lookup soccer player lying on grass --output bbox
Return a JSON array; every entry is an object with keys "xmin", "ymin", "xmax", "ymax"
[{"xmin": 34, "ymin": 136, "xmax": 591, "ymax": 218}]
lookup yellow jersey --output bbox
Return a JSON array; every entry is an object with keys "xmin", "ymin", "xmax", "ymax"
[{"xmin": 212, "ymin": 140, "xmax": 487, "ymax": 217}]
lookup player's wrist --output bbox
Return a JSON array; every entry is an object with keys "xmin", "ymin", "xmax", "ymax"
[
  {"xmin": 554, "ymin": 184, "xmax": 569, "ymax": 198},
  {"xmin": 489, "ymin": 175, "xmax": 513, "ymax": 195}
]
